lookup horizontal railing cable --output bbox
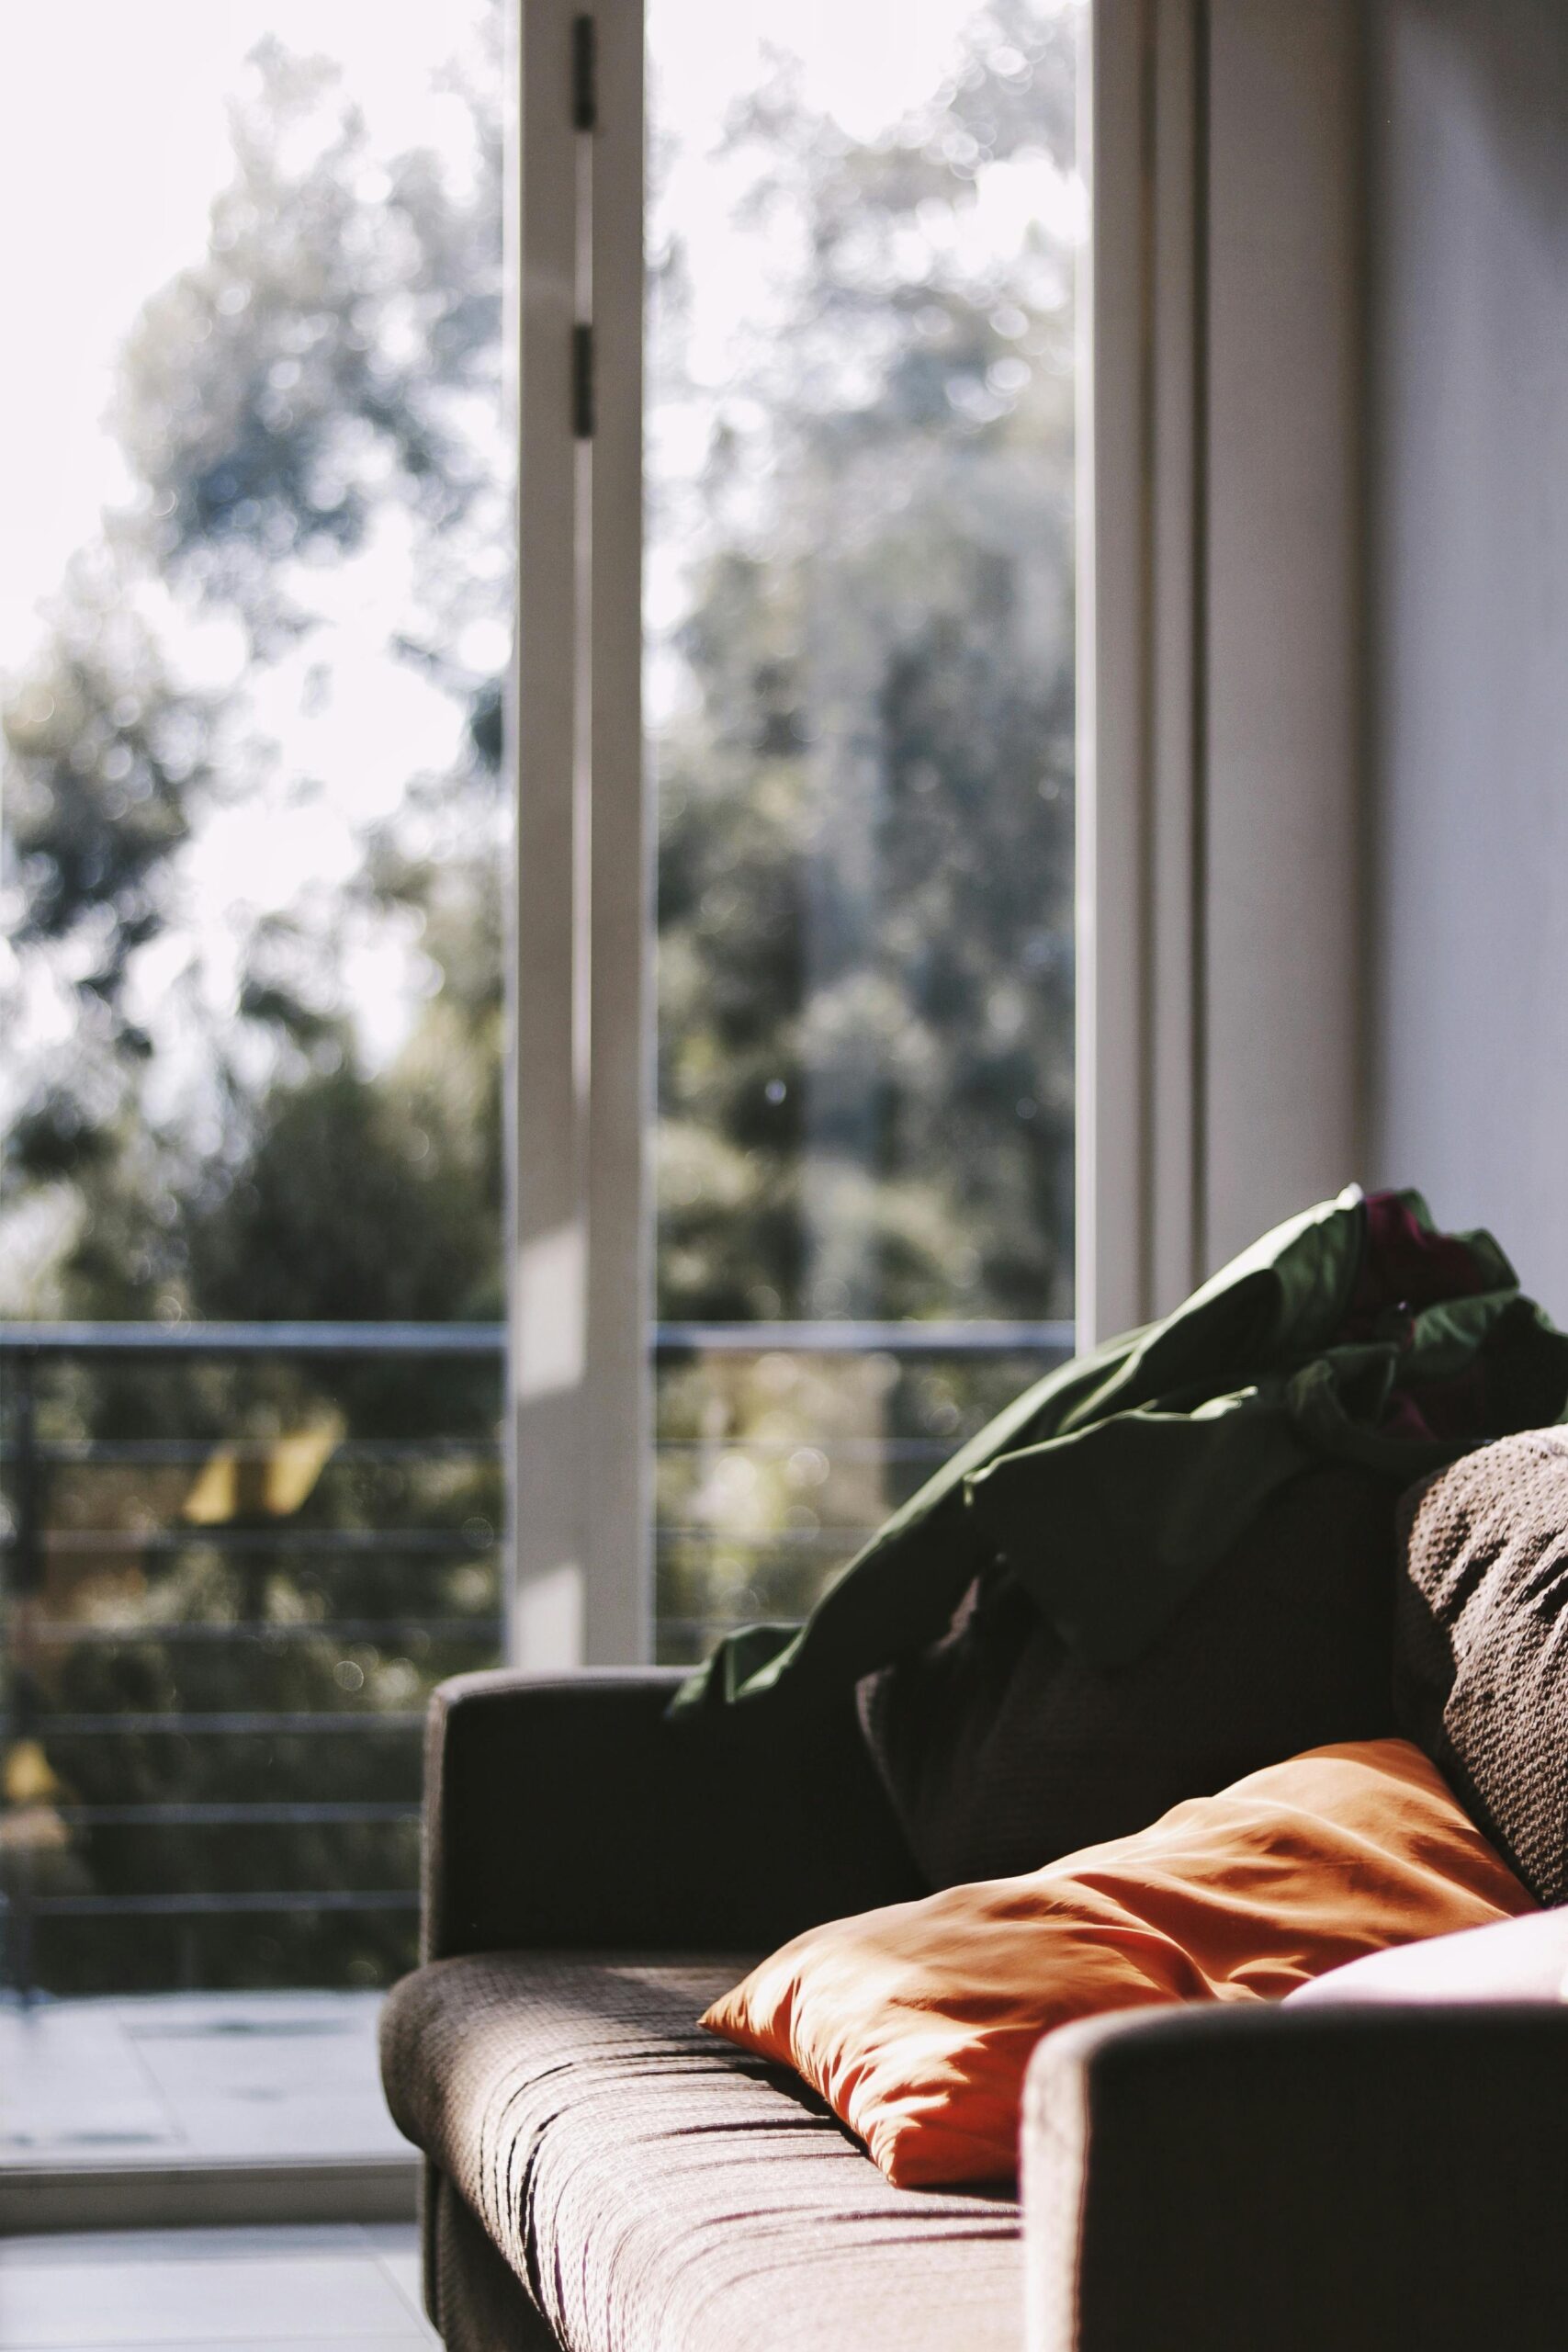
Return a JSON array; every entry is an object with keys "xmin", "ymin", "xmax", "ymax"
[
  {"xmin": 0, "ymin": 1317, "xmax": 1070, "ymax": 1358},
  {"xmin": 0, "ymin": 1711, "xmax": 426, "ymax": 1736},
  {"xmin": 0, "ymin": 1889, "xmax": 421, "ymax": 1918},
  {"xmin": 4, "ymin": 1527, "xmax": 497, "ymax": 1556},
  {"xmin": 50, "ymin": 1802, "xmax": 419, "ymax": 1826},
  {"xmin": 13, "ymin": 1618, "xmax": 502, "ymax": 1647}
]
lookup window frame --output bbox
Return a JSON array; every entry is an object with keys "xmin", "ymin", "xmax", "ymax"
[{"xmin": 505, "ymin": 0, "xmax": 1368, "ymax": 1660}]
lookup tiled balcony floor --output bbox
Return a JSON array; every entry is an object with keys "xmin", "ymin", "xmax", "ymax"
[
  {"xmin": 0, "ymin": 2224, "xmax": 437, "ymax": 2352},
  {"xmin": 0, "ymin": 1996, "xmax": 416, "ymax": 2231}
]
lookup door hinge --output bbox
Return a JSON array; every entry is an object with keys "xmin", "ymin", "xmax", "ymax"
[
  {"xmin": 572, "ymin": 322, "xmax": 595, "ymax": 439},
  {"xmin": 572, "ymin": 16, "xmax": 596, "ymax": 132}
]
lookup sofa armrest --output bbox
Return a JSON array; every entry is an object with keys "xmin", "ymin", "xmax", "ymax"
[
  {"xmin": 1023, "ymin": 2000, "xmax": 1568, "ymax": 2352},
  {"xmin": 422, "ymin": 1667, "xmax": 923, "ymax": 1962}
]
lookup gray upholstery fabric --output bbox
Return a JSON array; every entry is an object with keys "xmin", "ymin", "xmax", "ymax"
[
  {"xmin": 1396, "ymin": 1429, "xmax": 1568, "ymax": 1904},
  {"xmin": 1023, "ymin": 2002, "xmax": 1568, "ymax": 2352},
  {"xmin": 382, "ymin": 1950, "xmax": 1021, "ymax": 2352}
]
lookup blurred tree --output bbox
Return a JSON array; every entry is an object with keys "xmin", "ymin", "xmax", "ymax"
[
  {"xmin": 3, "ymin": 0, "xmax": 1075, "ymax": 1332},
  {"xmin": 1, "ymin": 17, "xmax": 507, "ymax": 1322},
  {"xmin": 653, "ymin": 0, "xmax": 1077, "ymax": 1319}
]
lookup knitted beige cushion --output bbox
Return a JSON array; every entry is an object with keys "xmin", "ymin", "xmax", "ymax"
[{"xmin": 1396, "ymin": 1429, "xmax": 1568, "ymax": 1905}]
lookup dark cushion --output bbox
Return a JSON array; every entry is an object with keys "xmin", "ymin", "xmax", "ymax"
[
  {"xmin": 1395, "ymin": 1428, "xmax": 1568, "ymax": 1905},
  {"xmin": 380, "ymin": 1951, "xmax": 1021, "ymax": 2352},
  {"xmin": 858, "ymin": 1462, "xmax": 1401, "ymax": 1887}
]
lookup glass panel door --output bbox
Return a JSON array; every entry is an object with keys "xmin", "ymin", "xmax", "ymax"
[
  {"xmin": 646, "ymin": 0, "xmax": 1084, "ymax": 1661},
  {"xmin": 0, "ymin": 0, "xmax": 510, "ymax": 2056}
]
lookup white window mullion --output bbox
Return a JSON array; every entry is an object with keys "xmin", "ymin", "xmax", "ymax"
[
  {"xmin": 510, "ymin": 0, "xmax": 649, "ymax": 1669},
  {"xmin": 583, "ymin": 0, "xmax": 650, "ymax": 1668}
]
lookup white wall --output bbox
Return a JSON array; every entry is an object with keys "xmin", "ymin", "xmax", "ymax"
[
  {"xmin": 1202, "ymin": 0, "xmax": 1365, "ymax": 1276},
  {"xmin": 1084, "ymin": 0, "xmax": 1367, "ymax": 1338},
  {"xmin": 1369, "ymin": 0, "xmax": 1568, "ymax": 1318}
]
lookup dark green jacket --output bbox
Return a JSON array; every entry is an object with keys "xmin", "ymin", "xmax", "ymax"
[{"xmin": 676, "ymin": 1187, "xmax": 1568, "ymax": 1717}]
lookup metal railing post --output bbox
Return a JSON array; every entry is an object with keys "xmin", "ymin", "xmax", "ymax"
[{"xmin": 5, "ymin": 1346, "xmax": 39, "ymax": 2001}]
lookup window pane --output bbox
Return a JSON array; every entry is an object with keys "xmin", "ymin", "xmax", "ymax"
[
  {"xmin": 0, "ymin": 1, "xmax": 509, "ymax": 2015},
  {"xmin": 648, "ymin": 0, "xmax": 1083, "ymax": 1662}
]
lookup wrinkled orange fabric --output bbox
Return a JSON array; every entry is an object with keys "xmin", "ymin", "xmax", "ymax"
[{"xmin": 701, "ymin": 1739, "xmax": 1535, "ymax": 2188}]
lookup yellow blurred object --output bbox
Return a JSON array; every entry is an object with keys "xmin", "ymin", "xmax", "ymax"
[
  {"xmin": 183, "ymin": 1412, "xmax": 345, "ymax": 1524},
  {"xmin": 3, "ymin": 1738, "xmax": 64, "ymax": 1805}
]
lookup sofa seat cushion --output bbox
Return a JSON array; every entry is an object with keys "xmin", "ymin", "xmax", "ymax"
[{"xmin": 379, "ymin": 1951, "xmax": 1021, "ymax": 2352}]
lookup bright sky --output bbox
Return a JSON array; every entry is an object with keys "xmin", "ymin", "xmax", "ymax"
[
  {"xmin": 0, "ymin": 2, "xmax": 495, "ymax": 1113},
  {"xmin": 0, "ymin": 2, "xmax": 492, "ymax": 665}
]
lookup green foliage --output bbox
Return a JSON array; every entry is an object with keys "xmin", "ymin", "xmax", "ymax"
[
  {"xmin": 118, "ymin": 34, "xmax": 505, "ymax": 634},
  {"xmin": 653, "ymin": 0, "xmax": 1077, "ymax": 1318}
]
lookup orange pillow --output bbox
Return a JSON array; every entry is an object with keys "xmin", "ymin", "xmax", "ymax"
[{"xmin": 702, "ymin": 1738, "xmax": 1534, "ymax": 2188}]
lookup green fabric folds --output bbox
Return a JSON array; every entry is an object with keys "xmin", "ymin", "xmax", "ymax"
[{"xmin": 673, "ymin": 1187, "xmax": 1568, "ymax": 1718}]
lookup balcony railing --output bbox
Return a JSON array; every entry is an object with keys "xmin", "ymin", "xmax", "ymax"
[{"xmin": 0, "ymin": 1316, "xmax": 1070, "ymax": 1998}]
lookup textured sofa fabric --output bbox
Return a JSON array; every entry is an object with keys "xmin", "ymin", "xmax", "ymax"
[
  {"xmin": 858, "ymin": 1464, "xmax": 1400, "ymax": 1887},
  {"xmin": 1396, "ymin": 1430, "xmax": 1568, "ymax": 1904},
  {"xmin": 381, "ymin": 1951, "xmax": 1021, "ymax": 2352}
]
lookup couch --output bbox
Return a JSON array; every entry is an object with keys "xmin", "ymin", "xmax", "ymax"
[{"xmin": 380, "ymin": 1657, "xmax": 1568, "ymax": 2351}]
